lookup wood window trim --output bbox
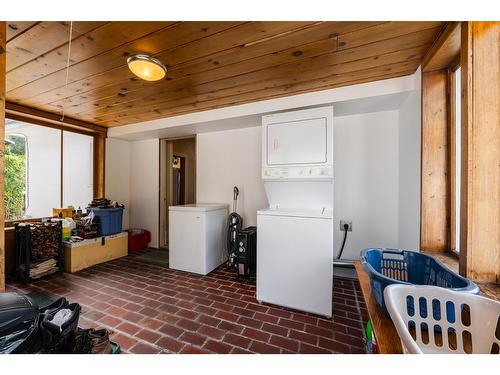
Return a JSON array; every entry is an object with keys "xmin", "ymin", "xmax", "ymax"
[
  {"xmin": 4, "ymin": 218, "xmax": 46, "ymax": 228},
  {"xmin": 422, "ymin": 22, "xmax": 461, "ymax": 73},
  {"xmin": 458, "ymin": 22, "xmax": 500, "ymax": 283},
  {"xmin": 448, "ymin": 65, "xmax": 461, "ymax": 259},
  {"xmin": 420, "ymin": 22, "xmax": 462, "ymax": 257},
  {"xmin": 6, "ymin": 102, "xmax": 106, "ymax": 137},
  {"xmin": 421, "ymin": 70, "xmax": 449, "ymax": 252}
]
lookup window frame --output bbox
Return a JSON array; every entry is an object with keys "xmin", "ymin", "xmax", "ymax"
[
  {"xmin": 4, "ymin": 116, "xmax": 99, "ymax": 225},
  {"xmin": 4, "ymin": 132, "xmax": 28, "ymax": 221},
  {"xmin": 448, "ymin": 63, "xmax": 461, "ymax": 257}
]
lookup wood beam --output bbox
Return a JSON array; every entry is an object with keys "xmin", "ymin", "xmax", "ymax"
[
  {"xmin": 422, "ymin": 22, "xmax": 461, "ymax": 72},
  {"xmin": 93, "ymin": 134, "xmax": 106, "ymax": 199},
  {"xmin": 1, "ymin": 22, "xmax": 6, "ymax": 292},
  {"xmin": 421, "ymin": 70, "xmax": 450, "ymax": 252},
  {"xmin": 459, "ymin": 22, "xmax": 500, "ymax": 283},
  {"xmin": 5, "ymin": 102, "xmax": 107, "ymax": 136}
]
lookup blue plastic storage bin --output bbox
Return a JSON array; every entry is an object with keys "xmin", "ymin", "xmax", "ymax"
[
  {"xmin": 90, "ymin": 207, "xmax": 124, "ymax": 236},
  {"xmin": 360, "ymin": 248, "xmax": 479, "ymax": 317}
]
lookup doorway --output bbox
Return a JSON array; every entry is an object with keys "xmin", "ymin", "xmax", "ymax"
[{"xmin": 159, "ymin": 136, "xmax": 196, "ymax": 249}]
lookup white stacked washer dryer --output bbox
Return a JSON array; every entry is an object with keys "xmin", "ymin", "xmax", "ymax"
[{"xmin": 257, "ymin": 106, "xmax": 334, "ymax": 318}]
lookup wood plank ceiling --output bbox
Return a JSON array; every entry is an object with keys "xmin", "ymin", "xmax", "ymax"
[{"xmin": 5, "ymin": 21, "xmax": 447, "ymax": 127}]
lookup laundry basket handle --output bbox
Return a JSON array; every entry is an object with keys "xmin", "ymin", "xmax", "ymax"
[
  {"xmin": 381, "ymin": 248, "xmax": 405, "ymax": 255},
  {"xmin": 360, "ymin": 248, "xmax": 404, "ymax": 264}
]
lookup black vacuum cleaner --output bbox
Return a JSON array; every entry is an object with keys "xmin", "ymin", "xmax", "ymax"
[
  {"xmin": 225, "ymin": 186, "xmax": 257, "ymax": 279},
  {"xmin": 226, "ymin": 186, "xmax": 243, "ymax": 271}
]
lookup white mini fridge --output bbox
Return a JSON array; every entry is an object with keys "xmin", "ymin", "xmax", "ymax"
[{"xmin": 169, "ymin": 203, "xmax": 228, "ymax": 275}]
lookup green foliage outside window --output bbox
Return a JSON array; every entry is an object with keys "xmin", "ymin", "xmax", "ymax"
[{"xmin": 4, "ymin": 134, "xmax": 27, "ymax": 220}]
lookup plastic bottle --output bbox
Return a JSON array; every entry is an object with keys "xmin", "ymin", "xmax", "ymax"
[
  {"xmin": 365, "ymin": 321, "xmax": 373, "ymax": 353},
  {"xmin": 62, "ymin": 218, "xmax": 75, "ymax": 241}
]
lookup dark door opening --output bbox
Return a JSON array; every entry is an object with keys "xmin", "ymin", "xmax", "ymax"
[
  {"xmin": 159, "ymin": 137, "xmax": 196, "ymax": 249},
  {"xmin": 172, "ymin": 155, "xmax": 186, "ymax": 206}
]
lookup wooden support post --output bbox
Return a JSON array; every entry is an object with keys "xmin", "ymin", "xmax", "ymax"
[
  {"xmin": 421, "ymin": 70, "xmax": 450, "ymax": 252},
  {"xmin": 0, "ymin": 22, "xmax": 6, "ymax": 292},
  {"xmin": 459, "ymin": 22, "xmax": 500, "ymax": 283},
  {"xmin": 93, "ymin": 134, "xmax": 106, "ymax": 199}
]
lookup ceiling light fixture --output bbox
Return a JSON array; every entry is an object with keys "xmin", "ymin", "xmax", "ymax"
[{"xmin": 127, "ymin": 54, "xmax": 167, "ymax": 81}]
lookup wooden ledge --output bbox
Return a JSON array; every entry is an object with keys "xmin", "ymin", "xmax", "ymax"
[
  {"xmin": 423, "ymin": 251, "xmax": 499, "ymax": 302},
  {"xmin": 354, "ymin": 260, "xmax": 403, "ymax": 354}
]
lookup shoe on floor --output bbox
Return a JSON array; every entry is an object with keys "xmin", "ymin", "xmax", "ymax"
[{"xmin": 72, "ymin": 327, "xmax": 112, "ymax": 354}]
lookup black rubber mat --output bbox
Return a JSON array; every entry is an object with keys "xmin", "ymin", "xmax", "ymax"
[
  {"xmin": 134, "ymin": 248, "xmax": 169, "ymax": 268},
  {"xmin": 26, "ymin": 291, "xmax": 54, "ymax": 308}
]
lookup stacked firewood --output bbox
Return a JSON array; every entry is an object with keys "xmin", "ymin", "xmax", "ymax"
[
  {"xmin": 30, "ymin": 222, "xmax": 61, "ymax": 261},
  {"xmin": 73, "ymin": 218, "xmax": 99, "ymax": 239},
  {"xmin": 20, "ymin": 258, "xmax": 58, "ymax": 279}
]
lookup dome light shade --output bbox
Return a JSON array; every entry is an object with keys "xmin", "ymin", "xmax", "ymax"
[{"xmin": 127, "ymin": 54, "xmax": 167, "ymax": 81}]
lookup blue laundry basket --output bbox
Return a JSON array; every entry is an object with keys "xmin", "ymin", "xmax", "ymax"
[
  {"xmin": 90, "ymin": 207, "xmax": 124, "ymax": 236},
  {"xmin": 360, "ymin": 248, "xmax": 479, "ymax": 317}
]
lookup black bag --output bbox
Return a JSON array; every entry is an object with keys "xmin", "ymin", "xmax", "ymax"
[
  {"xmin": 0, "ymin": 293, "xmax": 40, "ymax": 354},
  {"xmin": 1, "ymin": 293, "xmax": 82, "ymax": 354},
  {"xmin": 40, "ymin": 302, "xmax": 81, "ymax": 353}
]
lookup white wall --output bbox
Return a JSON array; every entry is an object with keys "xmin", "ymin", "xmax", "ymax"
[
  {"xmin": 197, "ymin": 126, "xmax": 268, "ymax": 226},
  {"xmin": 333, "ymin": 111, "xmax": 400, "ymax": 260},
  {"xmin": 129, "ymin": 139, "xmax": 160, "ymax": 247},
  {"xmin": 109, "ymin": 75, "xmax": 415, "ymax": 140},
  {"xmin": 107, "ymin": 73, "xmax": 422, "ymax": 254},
  {"xmin": 105, "ymin": 138, "xmax": 131, "ymax": 229},
  {"xmin": 195, "ymin": 109, "xmax": 405, "ymax": 262},
  {"xmin": 398, "ymin": 67, "xmax": 422, "ymax": 250}
]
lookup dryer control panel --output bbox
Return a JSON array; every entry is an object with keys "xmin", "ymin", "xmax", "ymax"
[{"xmin": 262, "ymin": 166, "xmax": 333, "ymax": 180}]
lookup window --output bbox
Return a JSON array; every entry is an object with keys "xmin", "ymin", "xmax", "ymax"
[
  {"xmin": 4, "ymin": 132, "xmax": 28, "ymax": 220},
  {"xmin": 63, "ymin": 131, "xmax": 94, "ymax": 209},
  {"xmin": 450, "ymin": 66, "xmax": 462, "ymax": 254},
  {"xmin": 4, "ymin": 119, "xmax": 94, "ymax": 221}
]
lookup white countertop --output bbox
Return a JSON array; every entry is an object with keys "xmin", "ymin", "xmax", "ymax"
[
  {"xmin": 169, "ymin": 203, "xmax": 229, "ymax": 212},
  {"xmin": 257, "ymin": 207, "xmax": 333, "ymax": 219}
]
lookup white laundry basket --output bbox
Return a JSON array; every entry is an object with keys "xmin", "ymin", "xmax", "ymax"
[{"xmin": 384, "ymin": 284, "xmax": 500, "ymax": 354}]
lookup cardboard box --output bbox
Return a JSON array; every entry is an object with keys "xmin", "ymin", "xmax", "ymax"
[
  {"xmin": 63, "ymin": 232, "xmax": 128, "ymax": 273},
  {"xmin": 53, "ymin": 208, "xmax": 74, "ymax": 218}
]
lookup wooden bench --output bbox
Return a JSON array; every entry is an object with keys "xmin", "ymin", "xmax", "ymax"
[{"xmin": 63, "ymin": 232, "xmax": 128, "ymax": 273}]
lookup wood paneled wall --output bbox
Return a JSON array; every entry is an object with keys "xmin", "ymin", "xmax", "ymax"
[
  {"xmin": 459, "ymin": 22, "xmax": 500, "ymax": 283},
  {"xmin": 421, "ymin": 70, "xmax": 449, "ymax": 252},
  {"xmin": 1, "ymin": 22, "xmax": 6, "ymax": 292}
]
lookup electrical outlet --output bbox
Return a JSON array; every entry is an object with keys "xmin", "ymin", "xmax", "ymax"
[{"xmin": 340, "ymin": 220, "xmax": 352, "ymax": 231}]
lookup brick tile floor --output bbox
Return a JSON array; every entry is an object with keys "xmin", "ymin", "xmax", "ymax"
[{"xmin": 7, "ymin": 253, "xmax": 368, "ymax": 354}]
